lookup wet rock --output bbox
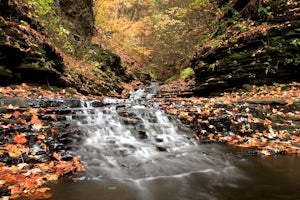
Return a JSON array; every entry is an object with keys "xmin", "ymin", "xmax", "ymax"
[
  {"xmin": 0, "ymin": 97, "xmax": 29, "ymax": 108},
  {"xmin": 156, "ymin": 146, "xmax": 167, "ymax": 152},
  {"xmin": 91, "ymin": 100, "xmax": 105, "ymax": 107},
  {"xmin": 137, "ymin": 131, "xmax": 148, "ymax": 139},
  {"xmin": 0, "ymin": 186, "xmax": 11, "ymax": 197},
  {"xmin": 191, "ymin": 0, "xmax": 300, "ymax": 96}
]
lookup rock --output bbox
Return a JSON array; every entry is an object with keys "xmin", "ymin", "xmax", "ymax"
[
  {"xmin": 0, "ymin": 97, "xmax": 29, "ymax": 108},
  {"xmin": 0, "ymin": 1, "xmax": 66, "ymax": 85},
  {"xmin": 137, "ymin": 131, "xmax": 148, "ymax": 139},
  {"xmin": 56, "ymin": 0, "xmax": 95, "ymax": 39},
  {"xmin": 156, "ymin": 146, "xmax": 167, "ymax": 152},
  {"xmin": 191, "ymin": 0, "xmax": 300, "ymax": 96}
]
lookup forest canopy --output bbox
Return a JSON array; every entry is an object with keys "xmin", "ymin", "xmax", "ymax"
[{"xmin": 93, "ymin": 0, "xmax": 222, "ymax": 80}]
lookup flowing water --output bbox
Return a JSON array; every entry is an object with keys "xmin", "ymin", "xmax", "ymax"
[{"xmin": 48, "ymin": 83, "xmax": 300, "ymax": 200}]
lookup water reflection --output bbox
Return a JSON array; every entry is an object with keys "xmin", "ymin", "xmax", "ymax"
[{"xmin": 49, "ymin": 155, "xmax": 300, "ymax": 200}]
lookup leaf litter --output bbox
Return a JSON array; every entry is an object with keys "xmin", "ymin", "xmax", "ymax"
[
  {"xmin": 154, "ymin": 82, "xmax": 300, "ymax": 156},
  {"xmin": 0, "ymin": 84, "xmax": 86, "ymax": 199}
]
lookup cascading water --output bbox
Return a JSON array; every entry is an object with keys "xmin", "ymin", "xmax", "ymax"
[
  {"xmin": 48, "ymin": 83, "xmax": 300, "ymax": 200},
  {"xmin": 64, "ymin": 83, "xmax": 239, "ymax": 180},
  {"xmin": 47, "ymin": 84, "xmax": 244, "ymax": 197}
]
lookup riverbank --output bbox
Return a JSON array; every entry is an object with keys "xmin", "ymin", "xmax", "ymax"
[
  {"xmin": 0, "ymin": 84, "xmax": 88, "ymax": 199},
  {"xmin": 154, "ymin": 82, "xmax": 300, "ymax": 156}
]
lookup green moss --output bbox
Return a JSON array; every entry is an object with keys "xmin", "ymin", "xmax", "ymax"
[
  {"xmin": 148, "ymin": 70, "xmax": 158, "ymax": 80},
  {"xmin": 165, "ymin": 74, "xmax": 180, "ymax": 83},
  {"xmin": 165, "ymin": 67, "xmax": 194, "ymax": 83},
  {"xmin": 179, "ymin": 67, "xmax": 194, "ymax": 79}
]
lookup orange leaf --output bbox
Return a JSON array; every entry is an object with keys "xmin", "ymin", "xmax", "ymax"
[
  {"xmin": 3, "ymin": 113, "xmax": 12, "ymax": 119},
  {"xmin": 30, "ymin": 115, "xmax": 42, "ymax": 125},
  {"xmin": 5, "ymin": 144, "xmax": 22, "ymax": 157},
  {"xmin": 13, "ymin": 111, "xmax": 21, "ymax": 119},
  {"xmin": 13, "ymin": 133, "xmax": 27, "ymax": 144},
  {"xmin": 285, "ymin": 98, "xmax": 293, "ymax": 106},
  {"xmin": 35, "ymin": 187, "xmax": 51, "ymax": 193},
  {"xmin": 28, "ymin": 107, "xmax": 38, "ymax": 115},
  {"xmin": 73, "ymin": 156, "xmax": 85, "ymax": 172},
  {"xmin": 21, "ymin": 177, "xmax": 36, "ymax": 190},
  {"xmin": 193, "ymin": 133, "xmax": 199, "ymax": 140},
  {"xmin": 24, "ymin": 190, "xmax": 53, "ymax": 200},
  {"xmin": 9, "ymin": 185, "xmax": 23, "ymax": 196},
  {"xmin": 208, "ymin": 133, "xmax": 215, "ymax": 140},
  {"xmin": 45, "ymin": 174, "xmax": 58, "ymax": 181},
  {"xmin": 53, "ymin": 152, "xmax": 62, "ymax": 161},
  {"xmin": 19, "ymin": 118, "xmax": 27, "ymax": 124}
]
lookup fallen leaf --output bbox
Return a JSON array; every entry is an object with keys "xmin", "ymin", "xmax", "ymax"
[
  {"xmin": 3, "ymin": 113, "xmax": 12, "ymax": 119},
  {"xmin": 50, "ymin": 114, "xmax": 57, "ymax": 121},
  {"xmin": 13, "ymin": 133, "xmax": 27, "ymax": 144},
  {"xmin": 19, "ymin": 118, "xmax": 27, "ymax": 124},
  {"xmin": 193, "ymin": 133, "xmax": 199, "ymax": 140},
  {"xmin": 73, "ymin": 156, "xmax": 85, "ymax": 172},
  {"xmin": 5, "ymin": 144, "xmax": 22, "ymax": 157},
  {"xmin": 30, "ymin": 115, "xmax": 42, "ymax": 125},
  {"xmin": 13, "ymin": 111, "xmax": 21, "ymax": 119},
  {"xmin": 28, "ymin": 107, "xmax": 38, "ymax": 115},
  {"xmin": 52, "ymin": 152, "xmax": 62, "ymax": 161},
  {"xmin": 285, "ymin": 98, "xmax": 293, "ymax": 106},
  {"xmin": 32, "ymin": 123, "xmax": 43, "ymax": 131},
  {"xmin": 35, "ymin": 187, "xmax": 51, "ymax": 193}
]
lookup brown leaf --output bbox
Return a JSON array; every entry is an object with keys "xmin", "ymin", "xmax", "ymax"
[
  {"xmin": 28, "ymin": 107, "xmax": 38, "ymax": 115},
  {"xmin": 50, "ymin": 114, "xmax": 57, "ymax": 121}
]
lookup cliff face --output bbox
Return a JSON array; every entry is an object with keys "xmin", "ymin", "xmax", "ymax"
[
  {"xmin": 0, "ymin": 0, "xmax": 128, "ymax": 96},
  {"xmin": 0, "ymin": 0, "xmax": 65, "ymax": 85},
  {"xmin": 191, "ymin": 0, "xmax": 300, "ymax": 96}
]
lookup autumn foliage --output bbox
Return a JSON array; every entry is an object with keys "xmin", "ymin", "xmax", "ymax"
[{"xmin": 0, "ymin": 84, "xmax": 85, "ymax": 199}]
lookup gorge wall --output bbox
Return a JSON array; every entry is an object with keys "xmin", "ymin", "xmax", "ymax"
[
  {"xmin": 191, "ymin": 0, "xmax": 299, "ymax": 96},
  {"xmin": 0, "ymin": 0, "xmax": 65, "ymax": 85},
  {"xmin": 0, "ymin": 0, "xmax": 127, "ymax": 96}
]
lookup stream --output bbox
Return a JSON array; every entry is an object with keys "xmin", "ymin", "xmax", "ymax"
[{"xmin": 44, "ymin": 83, "xmax": 300, "ymax": 200}]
